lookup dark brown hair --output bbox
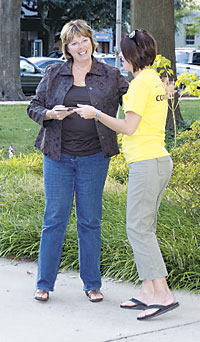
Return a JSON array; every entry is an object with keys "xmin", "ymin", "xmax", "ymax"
[{"xmin": 120, "ymin": 30, "xmax": 157, "ymax": 72}]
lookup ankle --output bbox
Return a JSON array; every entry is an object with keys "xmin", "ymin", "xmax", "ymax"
[{"xmin": 140, "ymin": 280, "xmax": 154, "ymax": 297}]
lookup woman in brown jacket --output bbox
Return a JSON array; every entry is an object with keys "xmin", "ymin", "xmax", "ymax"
[{"xmin": 27, "ymin": 19, "xmax": 128, "ymax": 303}]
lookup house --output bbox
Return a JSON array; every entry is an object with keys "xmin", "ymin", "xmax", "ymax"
[{"xmin": 175, "ymin": 10, "xmax": 200, "ymax": 48}]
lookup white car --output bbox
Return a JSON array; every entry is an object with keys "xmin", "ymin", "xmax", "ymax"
[
  {"xmin": 93, "ymin": 52, "xmax": 128, "ymax": 78},
  {"xmin": 176, "ymin": 47, "xmax": 200, "ymax": 79},
  {"xmin": 28, "ymin": 57, "xmax": 64, "ymax": 72}
]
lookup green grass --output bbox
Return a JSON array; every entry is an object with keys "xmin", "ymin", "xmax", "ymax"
[
  {"xmin": 0, "ymin": 105, "xmax": 39, "ymax": 157},
  {"xmin": 120, "ymin": 99, "xmax": 200, "ymax": 122},
  {"xmin": 0, "ymin": 100, "xmax": 199, "ymax": 158},
  {"xmin": 179, "ymin": 99, "xmax": 200, "ymax": 121}
]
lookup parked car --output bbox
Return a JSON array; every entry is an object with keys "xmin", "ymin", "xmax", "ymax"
[
  {"xmin": 20, "ymin": 57, "xmax": 43, "ymax": 95},
  {"xmin": 28, "ymin": 57, "xmax": 64, "ymax": 72},
  {"xmin": 47, "ymin": 49, "xmax": 63, "ymax": 58},
  {"xmin": 93, "ymin": 52, "xmax": 128, "ymax": 78},
  {"xmin": 176, "ymin": 47, "xmax": 200, "ymax": 79},
  {"xmin": 57, "ymin": 51, "xmax": 128, "ymax": 78}
]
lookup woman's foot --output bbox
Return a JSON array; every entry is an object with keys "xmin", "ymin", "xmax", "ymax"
[
  {"xmin": 34, "ymin": 289, "xmax": 49, "ymax": 302},
  {"xmin": 137, "ymin": 301, "xmax": 179, "ymax": 320},
  {"xmin": 120, "ymin": 280, "xmax": 154, "ymax": 309},
  {"xmin": 137, "ymin": 291, "xmax": 176, "ymax": 320},
  {"xmin": 85, "ymin": 290, "xmax": 104, "ymax": 302},
  {"xmin": 120, "ymin": 297, "xmax": 147, "ymax": 310}
]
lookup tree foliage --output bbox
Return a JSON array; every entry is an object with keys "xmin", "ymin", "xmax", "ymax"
[
  {"xmin": 175, "ymin": 0, "xmax": 200, "ymax": 34},
  {"xmin": 22, "ymin": 0, "xmax": 130, "ymax": 53}
]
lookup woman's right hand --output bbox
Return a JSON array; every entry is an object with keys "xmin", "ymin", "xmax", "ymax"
[{"xmin": 45, "ymin": 105, "xmax": 75, "ymax": 120}]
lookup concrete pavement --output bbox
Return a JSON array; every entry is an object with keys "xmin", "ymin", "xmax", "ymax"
[{"xmin": 0, "ymin": 257, "xmax": 200, "ymax": 342}]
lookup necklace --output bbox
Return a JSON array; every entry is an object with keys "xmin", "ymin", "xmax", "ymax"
[{"xmin": 72, "ymin": 61, "xmax": 91, "ymax": 86}]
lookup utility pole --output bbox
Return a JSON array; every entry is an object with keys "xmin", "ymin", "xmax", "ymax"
[{"xmin": 115, "ymin": 0, "xmax": 122, "ymax": 69}]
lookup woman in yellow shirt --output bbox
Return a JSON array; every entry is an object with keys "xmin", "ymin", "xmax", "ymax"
[{"xmin": 75, "ymin": 29, "xmax": 179, "ymax": 320}]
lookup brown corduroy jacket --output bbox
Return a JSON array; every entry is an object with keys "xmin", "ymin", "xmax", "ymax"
[{"xmin": 27, "ymin": 57, "xmax": 129, "ymax": 160}]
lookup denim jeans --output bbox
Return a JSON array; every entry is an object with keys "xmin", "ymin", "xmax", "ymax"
[{"xmin": 37, "ymin": 152, "xmax": 110, "ymax": 292}]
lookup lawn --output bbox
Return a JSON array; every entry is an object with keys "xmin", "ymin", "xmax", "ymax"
[
  {"xmin": 0, "ymin": 104, "xmax": 39, "ymax": 157},
  {"xmin": 179, "ymin": 99, "xmax": 200, "ymax": 121},
  {"xmin": 0, "ymin": 99, "xmax": 199, "ymax": 157}
]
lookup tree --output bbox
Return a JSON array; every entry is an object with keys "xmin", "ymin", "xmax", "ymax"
[
  {"xmin": 0, "ymin": 0, "xmax": 25, "ymax": 100},
  {"xmin": 23, "ymin": 0, "xmax": 130, "ymax": 54},
  {"xmin": 130, "ymin": 0, "xmax": 182, "ymax": 129},
  {"xmin": 175, "ymin": 0, "xmax": 200, "ymax": 35}
]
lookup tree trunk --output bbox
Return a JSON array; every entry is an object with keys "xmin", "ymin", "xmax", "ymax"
[
  {"xmin": 0, "ymin": 0, "xmax": 25, "ymax": 100},
  {"xmin": 47, "ymin": 21, "xmax": 57, "ymax": 54},
  {"xmin": 39, "ymin": 6, "xmax": 62, "ymax": 55},
  {"xmin": 131, "ymin": 0, "xmax": 182, "ymax": 129}
]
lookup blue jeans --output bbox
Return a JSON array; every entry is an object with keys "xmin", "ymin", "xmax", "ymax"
[{"xmin": 37, "ymin": 152, "xmax": 110, "ymax": 292}]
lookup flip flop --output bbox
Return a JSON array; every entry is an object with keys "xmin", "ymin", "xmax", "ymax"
[
  {"xmin": 120, "ymin": 297, "xmax": 147, "ymax": 310},
  {"xmin": 85, "ymin": 290, "xmax": 104, "ymax": 303},
  {"xmin": 137, "ymin": 302, "xmax": 179, "ymax": 320}
]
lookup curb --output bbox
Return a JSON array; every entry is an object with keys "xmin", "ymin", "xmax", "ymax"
[{"xmin": 0, "ymin": 101, "xmax": 30, "ymax": 105}]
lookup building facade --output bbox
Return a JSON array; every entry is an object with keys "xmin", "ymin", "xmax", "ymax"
[{"xmin": 175, "ymin": 10, "xmax": 200, "ymax": 48}]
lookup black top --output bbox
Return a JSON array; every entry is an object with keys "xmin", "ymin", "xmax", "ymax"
[
  {"xmin": 61, "ymin": 85, "xmax": 101, "ymax": 156},
  {"xmin": 27, "ymin": 58, "xmax": 129, "ymax": 160}
]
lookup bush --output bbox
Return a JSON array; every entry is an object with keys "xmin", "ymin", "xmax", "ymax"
[
  {"xmin": 0, "ymin": 144, "xmax": 200, "ymax": 293},
  {"xmin": 108, "ymin": 134, "xmax": 128, "ymax": 184},
  {"xmin": 168, "ymin": 121, "xmax": 200, "ymax": 215}
]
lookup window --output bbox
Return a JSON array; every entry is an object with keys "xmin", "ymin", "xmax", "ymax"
[
  {"xmin": 185, "ymin": 24, "xmax": 195, "ymax": 45},
  {"xmin": 192, "ymin": 53, "xmax": 200, "ymax": 65},
  {"xmin": 175, "ymin": 51, "xmax": 190, "ymax": 63}
]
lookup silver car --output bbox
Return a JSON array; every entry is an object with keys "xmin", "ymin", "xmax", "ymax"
[{"xmin": 20, "ymin": 57, "xmax": 43, "ymax": 95}]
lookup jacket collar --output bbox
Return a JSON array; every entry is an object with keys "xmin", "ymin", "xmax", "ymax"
[{"xmin": 58, "ymin": 56, "xmax": 103, "ymax": 76}]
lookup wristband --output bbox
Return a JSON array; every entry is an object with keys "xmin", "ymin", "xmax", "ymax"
[{"xmin": 95, "ymin": 110, "xmax": 101, "ymax": 122}]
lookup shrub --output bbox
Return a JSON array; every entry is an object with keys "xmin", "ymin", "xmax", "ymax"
[
  {"xmin": 168, "ymin": 121, "xmax": 200, "ymax": 216},
  {"xmin": 0, "ymin": 144, "xmax": 200, "ymax": 293},
  {"xmin": 108, "ymin": 134, "xmax": 128, "ymax": 184}
]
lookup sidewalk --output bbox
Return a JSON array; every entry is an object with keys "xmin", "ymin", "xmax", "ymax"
[{"xmin": 0, "ymin": 257, "xmax": 200, "ymax": 342}]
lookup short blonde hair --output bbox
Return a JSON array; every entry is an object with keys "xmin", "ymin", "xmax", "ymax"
[{"xmin": 60, "ymin": 19, "xmax": 98, "ymax": 59}]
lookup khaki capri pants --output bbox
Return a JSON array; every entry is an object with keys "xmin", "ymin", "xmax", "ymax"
[{"xmin": 127, "ymin": 155, "xmax": 173, "ymax": 281}]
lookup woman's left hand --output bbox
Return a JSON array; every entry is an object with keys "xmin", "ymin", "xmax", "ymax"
[
  {"xmin": 75, "ymin": 104, "xmax": 97, "ymax": 120},
  {"xmin": 162, "ymin": 77, "xmax": 177, "ymax": 99}
]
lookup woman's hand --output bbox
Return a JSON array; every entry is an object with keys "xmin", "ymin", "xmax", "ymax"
[
  {"xmin": 162, "ymin": 77, "xmax": 177, "ymax": 100},
  {"xmin": 45, "ymin": 105, "xmax": 75, "ymax": 120},
  {"xmin": 75, "ymin": 104, "xmax": 97, "ymax": 119}
]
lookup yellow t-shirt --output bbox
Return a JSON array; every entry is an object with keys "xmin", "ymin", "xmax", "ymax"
[{"xmin": 122, "ymin": 69, "xmax": 169, "ymax": 164}]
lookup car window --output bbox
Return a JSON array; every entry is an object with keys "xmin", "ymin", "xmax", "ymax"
[
  {"xmin": 175, "ymin": 51, "xmax": 189, "ymax": 63},
  {"xmin": 38, "ymin": 60, "xmax": 63, "ymax": 69},
  {"xmin": 103, "ymin": 58, "xmax": 115, "ymax": 67},
  {"xmin": 97, "ymin": 57, "xmax": 123, "ymax": 68},
  {"xmin": 20, "ymin": 59, "xmax": 35, "ymax": 73},
  {"xmin": 192, "ymin": 53, "xmax": 200, "ymax": 65}
]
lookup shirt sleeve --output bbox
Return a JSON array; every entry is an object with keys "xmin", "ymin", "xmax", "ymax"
[{"xmin": 123, "ymin": 78, "xmax": 150, "ymax": 117}]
